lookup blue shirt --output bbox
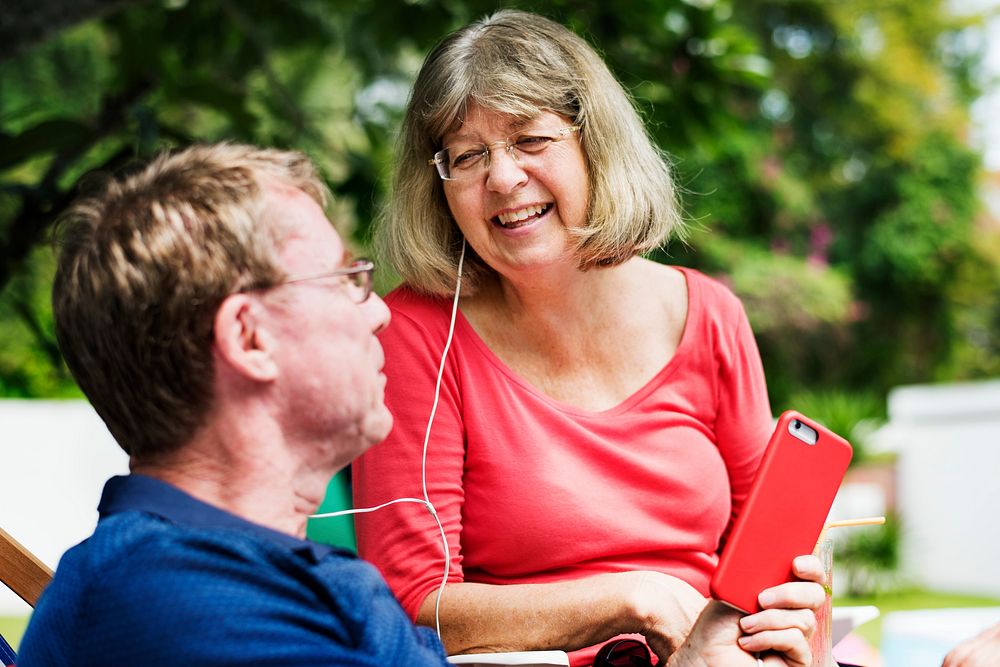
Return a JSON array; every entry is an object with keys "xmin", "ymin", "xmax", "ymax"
[{"xmin": 18, "ymin": 474, "xmax": 449, "ymax": 666}]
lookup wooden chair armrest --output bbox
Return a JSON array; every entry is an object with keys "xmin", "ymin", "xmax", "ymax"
[{"xmin": 0, "ymin": 527, "xmax": 54, "ymax": 607}]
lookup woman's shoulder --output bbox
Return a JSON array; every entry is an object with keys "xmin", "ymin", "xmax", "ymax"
[
  {"xmin": 385, "ymin": 284, "xmax": 452, "ymax": 318},
  {"xmin": 382, "ymin": 284, "xmax": 457, "ymax": 340},
  {"xmin": 673, "ymin": 265, "xmax": 746, "ymax": 315}
]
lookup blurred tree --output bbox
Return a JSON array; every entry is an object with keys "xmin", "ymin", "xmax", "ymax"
[
  {"xmin": 0, "ymin": 0, "xmax": 996, "ymax": 405},
  {"xmin": 836, "ymin": 513, "xmax": 902, "ymax": 596},
  {"xmin": 0, "ymin": 0, "xmax": 142, "ymax": 61}
]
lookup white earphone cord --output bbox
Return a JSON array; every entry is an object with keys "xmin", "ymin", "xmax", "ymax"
[{"xmin": 311, "ymin": 239, "xmax": 466, "ymax": 641}]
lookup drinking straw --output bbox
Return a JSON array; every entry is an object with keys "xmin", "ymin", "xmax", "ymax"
[
  {"xmin": 825, "ymin": 517, "xmax": 886, "ymax": 530},
  {"xmin": 818, "ymin": 516, "xmax": 886, "ymax": 543}
]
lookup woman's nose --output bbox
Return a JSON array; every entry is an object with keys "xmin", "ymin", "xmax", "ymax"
[{"xmin": 485, "ymin": 146, "xmax": 528, "ymax": 192}]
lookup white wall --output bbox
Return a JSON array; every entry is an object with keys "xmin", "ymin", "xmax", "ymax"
[
  {"xmin": 0, "ymin": 400, "xmax": 128, "ymax": 615},
  {"xmin": 875, "ymin": 379, "xmax": 1000, "ymax": 597}
]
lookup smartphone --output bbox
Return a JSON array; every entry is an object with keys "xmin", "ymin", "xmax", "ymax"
[{"xmin": 710, "ymin": 410, "xmax": 853, "ymax": 613}]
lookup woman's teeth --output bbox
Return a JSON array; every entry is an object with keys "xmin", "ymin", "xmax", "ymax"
[{"xmin": 495, "ymin": 204, "xmax": 550, "ymax": 228}]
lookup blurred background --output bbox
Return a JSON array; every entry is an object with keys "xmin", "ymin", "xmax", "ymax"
[{"xmin": 1, "ymin": 0, "xmax": 998, "ymax": 664}]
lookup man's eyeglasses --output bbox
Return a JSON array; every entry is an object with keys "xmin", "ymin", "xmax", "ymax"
[
  {"xmin": 592, "ymin": 638, "xmax": 652, "ymax": 667},
  {"xmin": 428, "ymin": 125, "xmax": 581, "ymax": 181},
  {"xmin": 244, "ymin": 258, "xmax": 375, "ymax": 303}
]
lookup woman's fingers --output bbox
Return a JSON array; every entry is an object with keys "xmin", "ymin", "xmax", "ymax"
[
  {"xmin": 740, "ymin": 608, "xmax": 816, "ymax": 638},
  {"xmin": 757, "ymin": 581, "xmax": 825, "ymax": 611},
  {"xmin": 722, "ymin": 556, "xmax": 828, "ymax": 667},
  {"xmin": 791, "ymin": 554, "xmax": 825, "ymax": 584},
  {"xmin": 738, "ymin": 626, "xmax": 812, "ymax": 666}
]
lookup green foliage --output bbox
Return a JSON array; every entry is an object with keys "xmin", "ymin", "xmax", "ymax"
[
  {"xmin": 0, "ymin": 0, "xmax": 997, "ymax": 405},
  {"xmin": 0, "ymin": 245, "xmax": 79, "ymax": 397},
  {"xmin": 835, "ymin": 513, "xmax": 902, "ymax": 597},
  {"xmin": 687, "ymin": 234, "xmax": 854, "ymax": 334},
  {"xmin": 859, "ymin": 133, "xmax": 979, "ymax": 295},
  {"xmin": 942, "ymin": 230, "xmax": 1000, "ymax": 379},
  {"xmin": 782, "ymin": 388, "xmax": 884, "ymax": 463}
]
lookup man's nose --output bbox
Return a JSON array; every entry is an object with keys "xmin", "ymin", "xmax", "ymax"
[{"xmin": 363, "ymin": 292, "xmax": 391, "ymax": 335}]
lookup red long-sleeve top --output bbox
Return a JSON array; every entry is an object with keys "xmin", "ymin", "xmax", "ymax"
[{"xmin": 354, "ymin": 267, "xmax": 772, "ymax": 666}]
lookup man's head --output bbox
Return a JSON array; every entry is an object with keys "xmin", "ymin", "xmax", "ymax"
[{"xmin": 53, "ymin": 143, "xmax": 390, "ymax": 465}]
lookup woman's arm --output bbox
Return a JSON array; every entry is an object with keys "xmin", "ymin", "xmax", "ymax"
[
  {"xmin": 419, "ymin": 571, "xmax": 708, "ymax": 657},
  {"xmin": 713, "ymin": 298, "xmax": 774, "ymax": 539}
]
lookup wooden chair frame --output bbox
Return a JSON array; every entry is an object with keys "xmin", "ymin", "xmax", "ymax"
[{"xmin": 0, "ymin": 527, "xmax": 52, "ymax": 608}]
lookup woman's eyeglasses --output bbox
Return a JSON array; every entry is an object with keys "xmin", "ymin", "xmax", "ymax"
[
  {"xmin": 428, "ymin": 125, "xmax": 581, "ymax": 181},
  {"xmin": 592, "ymin": 638, "xmax": 653, "ymax": 667}
]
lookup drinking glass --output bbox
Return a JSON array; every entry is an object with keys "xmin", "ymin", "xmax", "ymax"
[{"xmin": 809, "ymin": 538, "xmax": 834, "ymax": 667}]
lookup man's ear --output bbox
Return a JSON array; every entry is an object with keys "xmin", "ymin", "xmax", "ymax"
[{"xmin": 213, "ymin": 295, "xmax": 279, "ymax": 382}]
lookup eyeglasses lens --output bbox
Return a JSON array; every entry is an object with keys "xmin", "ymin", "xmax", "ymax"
[{"xmin": 346, "ymin": 260, "xmax": 373, "ymax": 303}]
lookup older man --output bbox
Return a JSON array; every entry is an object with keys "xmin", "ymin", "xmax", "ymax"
[
  {"xmin": 18, "ymin": 144, "xmax": 446, "ymax": 665},
  {"xmin": 18, "ymin": 144, "xmax": 822, "ymax": 667}
]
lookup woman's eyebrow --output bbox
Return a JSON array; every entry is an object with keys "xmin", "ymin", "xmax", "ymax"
[
  {"xmin": 443, "ymin": 115, "xmax": 541, "ymax": 144},
  {"xmin": 508, "ymin": 117, "xmax": 535, "ymax": 132}
]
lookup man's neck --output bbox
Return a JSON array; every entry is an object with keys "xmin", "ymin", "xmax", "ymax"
[{"xmin": 131, "ymin": 419, "xmax": 324, "ymax": 538}]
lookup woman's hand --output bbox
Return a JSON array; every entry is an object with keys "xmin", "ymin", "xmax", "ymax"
[
  {"xmin": 737, "ymin": 555, "xmax": 825, "ymax": 666},
  {"xmin": 668, "ymin": 555, "xmax": 826, "ymax": 667},
  {"xmin": 625, "ymin": 571, "xmax": 709, "ymax": 660}
]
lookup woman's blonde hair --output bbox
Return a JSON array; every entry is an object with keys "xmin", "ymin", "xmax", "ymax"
[{"xmin": 377, "ymin": 9, "xmax": 682, "ymax": 296}]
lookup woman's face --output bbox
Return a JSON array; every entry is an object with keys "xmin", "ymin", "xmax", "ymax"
[{"xmin": 439, "ymin": 105, "xmax": 590, "ymax": 281}]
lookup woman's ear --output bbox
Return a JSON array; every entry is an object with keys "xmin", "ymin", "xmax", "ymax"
[{"xmin": 213, "ymin": 294, "xmax": 279, "ymax": 382}]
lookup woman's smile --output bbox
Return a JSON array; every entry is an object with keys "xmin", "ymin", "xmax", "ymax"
[{"xmin": 491, "ymin": 202, "xmax": 553, "ymax": 230}]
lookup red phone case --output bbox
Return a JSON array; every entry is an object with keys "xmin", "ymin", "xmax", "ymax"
[{"xmin": 710, "ymin": 410, "xmax": 853, "ymax": 613}]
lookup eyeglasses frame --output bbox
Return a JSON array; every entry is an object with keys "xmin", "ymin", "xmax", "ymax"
[
  {"xmin": 239, "ymin": 258, "xmax": 375, "ymax": 304},
  {"xmin": 428, "ymin": 125, "xmax": 582, "ymax": 181}
]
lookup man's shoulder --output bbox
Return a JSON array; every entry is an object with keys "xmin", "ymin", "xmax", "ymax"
[
  {"xmin": 37, "ymin": 511, "xmax": 266, "ymax": 604},
  {"xmin": 20, "ymin": 511, "xmax": 448, "ymax": 666}
]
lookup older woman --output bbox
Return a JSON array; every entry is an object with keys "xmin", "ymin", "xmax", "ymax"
[{"xmin": 353, "ymin": 10, "xmax": 820, "ymax": 666}]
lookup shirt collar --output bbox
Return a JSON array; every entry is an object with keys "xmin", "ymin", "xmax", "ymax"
[{"xmin": 98, "ymin": 474, "xmax": 340, "ymax": 563}]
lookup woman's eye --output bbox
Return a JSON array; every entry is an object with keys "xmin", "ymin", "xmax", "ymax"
[
  {"xmin": 514, "ymin": 135, "xmax": 553, "ymax": 152},
  {"xmin": 451, "ymin": 149, "xmax": 484, "ymax": 168}
]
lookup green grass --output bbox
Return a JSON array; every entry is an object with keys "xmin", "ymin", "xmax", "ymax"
[
  {"xmin": 835, "ymin": 588, "xmax": 1000, "ymax": 648},
  {"xmin": 0, "ymin": 616, "xmax": 28, "ymax": 651}
]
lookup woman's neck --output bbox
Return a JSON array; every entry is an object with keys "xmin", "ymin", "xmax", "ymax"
[
  {"xmin": 481, "ymin": 259, "xmax": 634, "ymax": 322},
  {"xmin": 460, "ymin": 258, "xmax": 646, "ymax": 365}
]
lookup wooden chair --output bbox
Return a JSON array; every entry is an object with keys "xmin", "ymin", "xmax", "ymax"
[
  {"xmin": 0, "ymin": 527, "xmax": 52, "ymax": 608},
  {"xmin": 0, "ymin": 526, "xmax": 53, "ymax": 663}
]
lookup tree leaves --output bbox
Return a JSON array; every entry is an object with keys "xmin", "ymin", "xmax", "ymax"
[{"xmin": 0, "ymin": 0, "xmax": 995, "ymax": 400}]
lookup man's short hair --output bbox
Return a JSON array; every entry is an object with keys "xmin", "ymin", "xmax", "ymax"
[{"xmin": 52, "ymin": 143, "xmax": 329, "ymax": 462}]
